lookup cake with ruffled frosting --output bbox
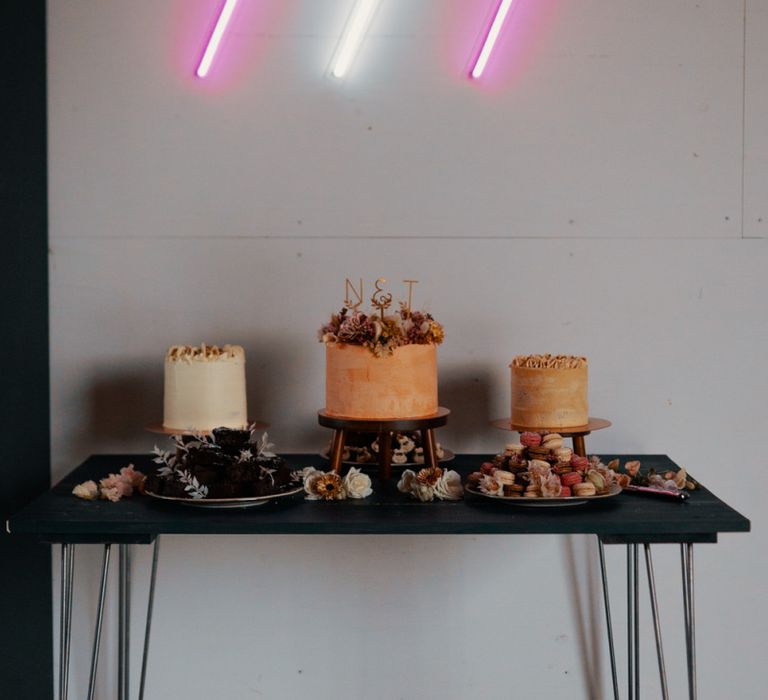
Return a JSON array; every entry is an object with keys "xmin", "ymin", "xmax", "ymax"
[
  {"xmin": 163, "ymin": 344, "xmax": 247, "ymax": 431},
  {"xmin": 510, "ymin": 354, "xmax": 588, "ymax": 429}
]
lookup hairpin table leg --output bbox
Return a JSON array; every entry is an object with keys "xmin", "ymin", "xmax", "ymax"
[
  {"xmin": 118, "ymin": 544, "xmax": 131, "ymax": 700},
  {"xmin": 627, "ymin": 544, "xmax": 640, "ymax": 700},
  {"xmin": 644, "ymin": 544, "xmax": 669, "ymax": 700},
  {"xmin": 59, "ymin": 543, "xmax": 75, "ymax": 700},
  {"xmin": 87, "ymin": 544, "xmax": 111, "ymax": 700},
  {"xmin": 139, "ymin": 536, "xmax": 161, "ymax": 700},
  {"xmin": 597, "ymin": 538, "xmax": 620, "ymax": 700},
  {"xmin": 681, "ymin": 544, "xmax": 697, "ymax": 699}
]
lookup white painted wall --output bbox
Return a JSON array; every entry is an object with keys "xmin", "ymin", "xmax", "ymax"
[{"xmin": 48, "ymin": 2, "xmax": 765, "ymax": 698}]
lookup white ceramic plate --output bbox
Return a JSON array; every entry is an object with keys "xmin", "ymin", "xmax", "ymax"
[
  {"xmin": 465, "ymin": 483, "xmax": 622, "ymax": 507},
  {"xmin": 144, "ymin": 484, "xmax": 303, "ymax": 509}
]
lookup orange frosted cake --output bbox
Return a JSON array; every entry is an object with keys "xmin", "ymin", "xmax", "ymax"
[
  {"xmin": 510, "ymin": 354, "xmax": 588, "ymax": 429},
  {"xmin": 163, "ymin": 344, "xmax": 247, "ymax": 431},
  {"xmin": 319, "ymin": 305, "xmax": 443, "ymax": 420}
]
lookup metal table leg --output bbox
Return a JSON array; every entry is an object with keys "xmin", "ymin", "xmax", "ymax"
[
  {"xmin": 139, "ymin": 536, "xmax": 161, "ymax": 700},
  {"xmin": 58, "ymin": 543, "xmax": 75, "ymax": 700},
  {"xmin": 597, "ymin": 538, "xmax": 620, "ymax": 700},
  {"xmin": 627, "ymin": 545, "xmax": 636, "ymax": 700},
  {"xmin": 681, "ymin": 544, "xmax": 697, "ymax": 700},
  {"xmin": 118, "ymin": 544, "xmax": 131, "ymax": 700},
  {"xmin": 87, "ymin": 544, "xmax": 111, "ymax": 700},
  {"xmin": 644, "ymin": 544, "xmax": 669, "ymax": 700}
]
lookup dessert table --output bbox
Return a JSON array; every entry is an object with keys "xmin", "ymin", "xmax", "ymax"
[{"xmin": 8, "ymin": 454, "xmax": 750, "ymax": 700}]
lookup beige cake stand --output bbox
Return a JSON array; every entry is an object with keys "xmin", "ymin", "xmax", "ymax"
[
  {"xmin": 145, "ymin": 421, "xmax": 269, "ymax": 436},
  {"xmin": 490, "ymin": 417, "xmax": 611, "ymax": 457},
  {"xmin": 318, "ymin": 408, "xmax": 450, "ymax": 481}
]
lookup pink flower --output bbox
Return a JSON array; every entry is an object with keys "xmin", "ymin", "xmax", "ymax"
[
  {"xmin": 478, "ymin": 475, "xmax": 503, "ymax": 496},
  {"xmin": 541, "ymin": 473, "xmax": 563, "ymax": 498},
  {"xmin": 100, "ymin": 486, "xmax": 123, "ymax": 502},
  {"xmin": 99, "ymin": 473, "xmax": 132, "ymax": 499},
  {"xmin": 120, "ymin": 464, "xmax": 146, "ymax": 491}
]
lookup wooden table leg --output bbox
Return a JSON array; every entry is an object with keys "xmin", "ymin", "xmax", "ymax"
[
  {"xmin": 422, "ymin": 429, "xmax": 438, "ymax": 469},
  {"xmin": 572, "ymin": 434, "xmax": 587, "ymax": 457},
  {"xmin": 379, "ymin": 431, "xmax": 392, "ymax": 481},
  {"xmin": 329, "ymin": 429, "xmax": 346, "ymax": 473}
]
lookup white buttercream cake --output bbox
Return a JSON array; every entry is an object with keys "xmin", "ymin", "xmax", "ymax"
[{"xmin": 163, "ymin": 344, "xmax": 247, "ymax": 431}]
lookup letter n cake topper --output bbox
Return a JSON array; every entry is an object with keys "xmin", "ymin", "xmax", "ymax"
[{"xmin": 344, "ymin": 277, "xmax": 363, "ymax": 311}]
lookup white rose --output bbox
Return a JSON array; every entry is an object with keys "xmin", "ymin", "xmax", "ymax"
[
  {"xmin": 343, "ymin": 467, "xmax": 372, "ymax": 499},
  {"xmin": 303, "ymin": 470, "xmax": 323, "ymax": 500},
  {"xmin": 433, "ymin": 470, "xmax": 463, "ymax": 501},
  {"xmin": 412, "ymin": 482, "xmax": 434, "ymax": 502},
  {"xmin": 397, "ymin": 469, "xmax": 417, "ymax": 494}
]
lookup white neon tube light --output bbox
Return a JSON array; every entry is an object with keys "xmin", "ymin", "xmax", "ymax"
[
  {"xmin": 331, "ymin": 0, "xmax": 381, "ymax": 79},
  {"xmin": 196, "ymin": 0, "xmax": 239, "ymax": 78},
  {"xmin": 471, "ymin": 0, "xmax": 516, "ymax": 79}
]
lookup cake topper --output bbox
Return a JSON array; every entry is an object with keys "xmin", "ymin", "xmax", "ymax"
[
  {"xmin": 344, "ymin": 277, "xmax": 364, "ymax": 311},
  {"xmin": 370, "ymin": 278, "xmax": 393, "ymax": 320},
  {"xmin": 403, "ymin": 279, "xmax": 418, "ymax": 316},
  {"xmin": 342, "ymin": 277, "xmax": 420, "ymax": 316}
]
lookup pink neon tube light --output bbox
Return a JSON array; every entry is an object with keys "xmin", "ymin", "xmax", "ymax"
[
  {"xmin": 471, "ymin": 0, "xmax": 517, "ymax": 79},
  {"xmin": 196, "ymin": 0, "xmax": 239, "ymax": 78}
]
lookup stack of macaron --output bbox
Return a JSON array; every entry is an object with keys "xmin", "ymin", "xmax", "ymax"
[{"xmin": 466, "ymin": 431, "xmax": 615, "ymax": 499}]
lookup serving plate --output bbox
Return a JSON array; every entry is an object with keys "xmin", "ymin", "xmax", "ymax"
[
  {"xmin": 465, "ymin": 483, "xmax": 622, "ymax": 507},
  {"xmin": 144, "ymin": 484, "xmax": 303, "ymax": 509}
]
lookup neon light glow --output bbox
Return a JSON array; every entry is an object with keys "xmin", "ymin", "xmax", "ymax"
[
  {"xmin": 196, "ymin": 0, "xmax": 239, "ymax": 78},
  {"xmin": 331, "ymin": 0, "xmax": 381, "ymax": 79},
  {"xmin": 471, "ymin": 0, "xmax": 517, "ymax": 79}
]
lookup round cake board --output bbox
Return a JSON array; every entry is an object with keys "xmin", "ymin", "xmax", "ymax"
[
  {"xmin": 490, "ymin": 417, "xmax": 611, "ymax": 436},
  {"xmin": 317, "ymin": 407, "xmax": 450, "ymax": 432},
  {"xmin": 145, "ymin": 421, "xmax": 269, "ymax": 436}
]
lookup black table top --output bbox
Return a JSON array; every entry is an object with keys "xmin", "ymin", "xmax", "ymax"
[{"xmin": 7, "ymin": 454, "xmax": 750, "ymax": 545}]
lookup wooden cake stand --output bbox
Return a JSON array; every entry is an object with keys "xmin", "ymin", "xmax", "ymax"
[
  {"xmin": 318, "ymin": 408, "xmax": 450, "ymax": 481},
  {"xmin": 490, "ymin": 417, "xmax": 611, "ymax": 457}
]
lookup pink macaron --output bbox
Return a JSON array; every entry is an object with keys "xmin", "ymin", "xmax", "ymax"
[
  {"xmin": 520, "ymin": 432, "xmax": 542, "ymax": 448},
  {"xmin": 570, "ymin": 455, "xmax": 590, "ymax": 472},
  {"xmin": 560, "ymin": 472, "xmax": 583, "ymax": 488}
]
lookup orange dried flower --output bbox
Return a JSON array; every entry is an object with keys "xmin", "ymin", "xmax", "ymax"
[{"xmin": 416, "ymin": 466, "xmax": 443, "ymax": 487}]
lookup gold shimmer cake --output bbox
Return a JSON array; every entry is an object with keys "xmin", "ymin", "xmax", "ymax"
[
  {"xmin": 319, "ymin": 303, "xmax": 443, "ymax": 420},
  {"xmin": 510, "ymin": 354, "xmax": 588, "ymax": 429},
  {"xmin": 163, "ymin": 344, "xmax": 247, "ymax": 431}
]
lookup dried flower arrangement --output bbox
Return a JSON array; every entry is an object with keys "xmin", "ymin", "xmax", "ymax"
[
  {"xmin": 397, "ymin": 466, "xmax": 464, "ymax": 502},
  {"xmin": 319, "ymin": 303, "xmax": 444, "ymax": 357},
  {"xmin": 72, "ymin": 465, "xmax": 146, "ymax": 502},
  {"xmin": 301, "ymin": 467, "xmax": 373, "ymax": 501}
]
